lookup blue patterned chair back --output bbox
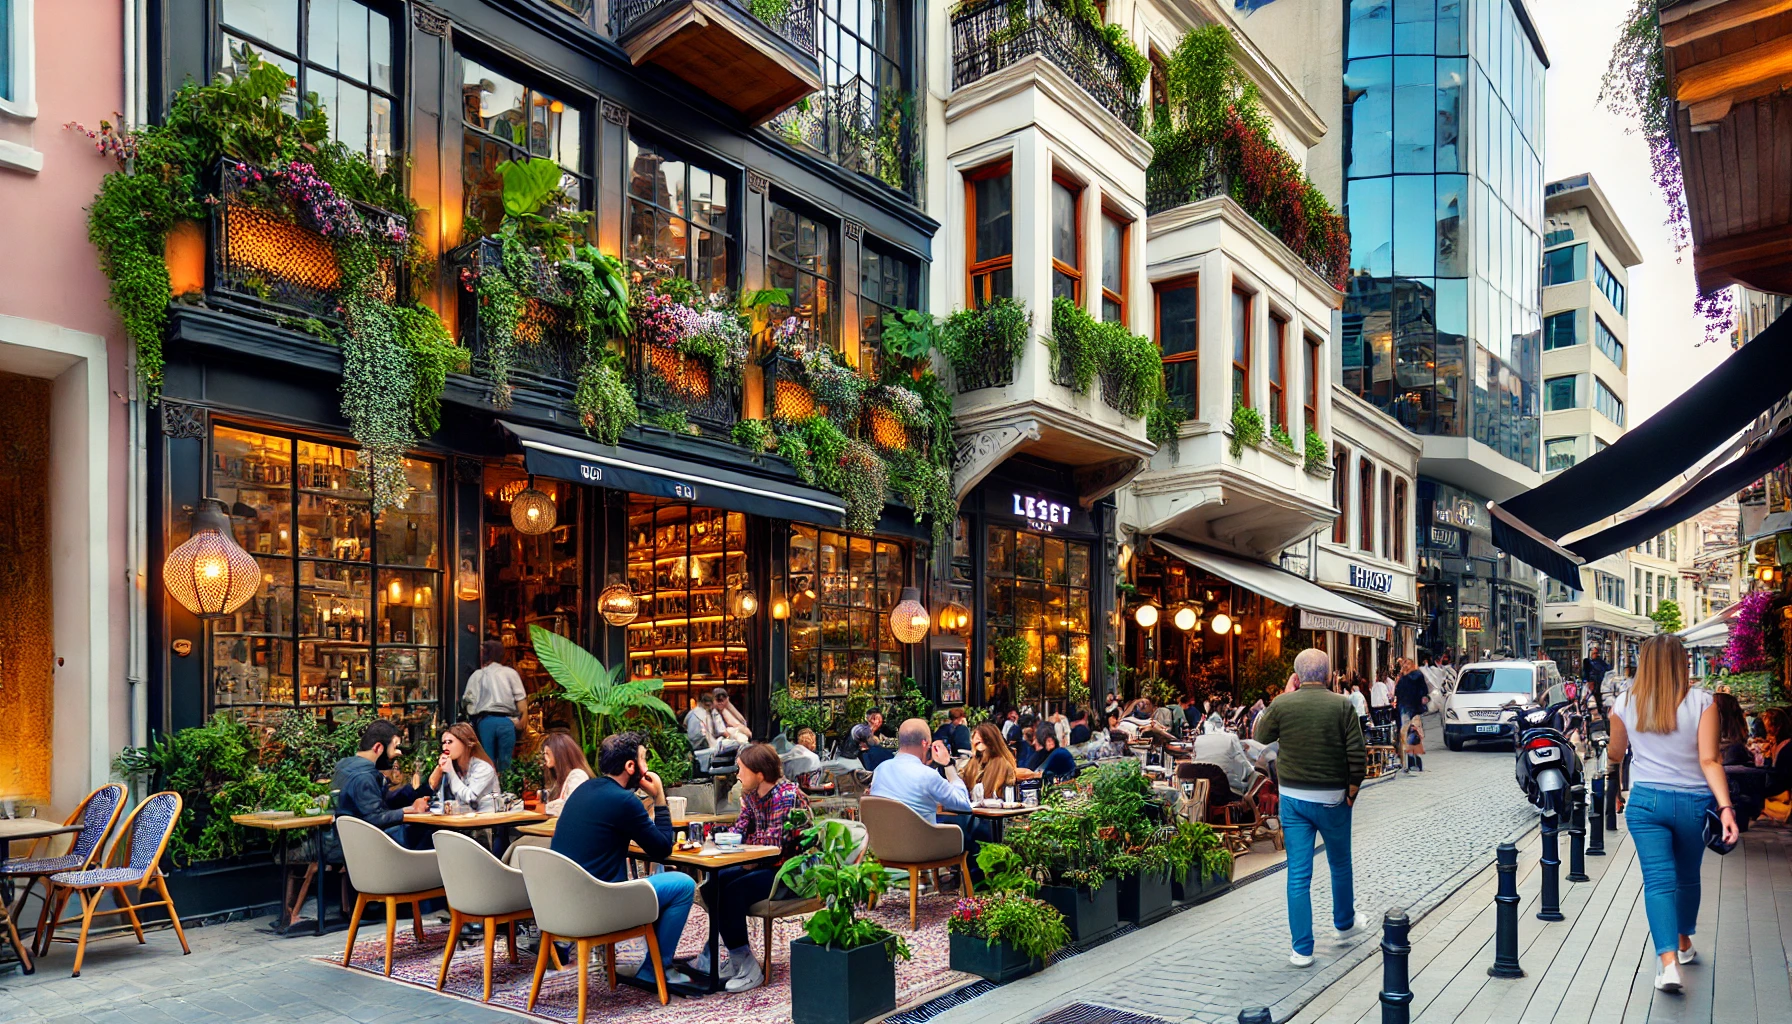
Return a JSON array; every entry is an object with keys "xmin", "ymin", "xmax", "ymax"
[
  {"xmin": 72, "ymin": 784, "xmax": 127, "ymax": 862},
  {"xmin": 127, "ymin": 793, "xmax": 181, "ymax": 873}
]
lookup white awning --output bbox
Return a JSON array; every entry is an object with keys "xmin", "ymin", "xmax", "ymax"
[
  {"xmin": 1678, "ymin": 604, "xmax": 1739, "ymax": 649},
  {"xmin": 1152, "ymin": 539, "xmax": 1397, "ymax": 641}
]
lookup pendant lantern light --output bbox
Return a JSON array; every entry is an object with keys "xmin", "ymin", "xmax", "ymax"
[
  {"xmin": 937, "ymin": 600, "xmax": 971, "ymax": 632},
  {"xmin": 1134, "ymin": 603, "xmax": 1160, "ymax": 629},
  {"xmin": 1172, "ymin": 606, "xmax": 1198, "ymax": 632},
  {"xmin": 510, "ymin": 476, "xmax": 557, "ymax": 535},
  {"xmin": 889, "ymin": 586, "xmax": 931, "ymax": 644},
  {"xmin": 770, "ymin": 589, "xmax": 791, "ymax": 620},
  {"xmin": 1210, "ymin": 612, "xmax": 1233, "ymax": 634},
  {"xmin": 164, "ymin": 499, "xmax": 262, "ymax": 618},
  {"xmin": 598, "ymin": 575, "xmax": 642, "ymax": 626}
]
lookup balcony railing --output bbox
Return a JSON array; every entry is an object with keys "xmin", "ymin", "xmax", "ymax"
[
  {"xmin": 950, "ymin": 0, "xmax": 1143, "ymax": 130},
  {"xmin": 1145, "ymin": 144, "xmax": 1232, "ymax": 217},
  {"xmin": 612, "ymin": 0, "xmax": 816, "ymax": 53},
  {"xmin": 769, "ymin": 77, "xmax": 921, "ymax": 197},
  {"xmin": 450, "ymin": 236, "xmax": 585, "ymax": 399},
  {"xmin": 633, "ymin": 343, "xmax": 741, "ymax": 432}
]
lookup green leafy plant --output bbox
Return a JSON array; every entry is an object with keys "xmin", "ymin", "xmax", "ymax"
[
  {"xmin": 842, "ymin": 439, "xmax": 888, "ymax": 533},
  {"xmin": 647, "ymin": 408, "xmax": 697, "ymax": 435},
  {"xmin": 498, "ymin": 157, "xmax": 565, "ymax": 219},
  {"xmin": 1270, "ymin": 422, "xmax": 1296, "ymax": 453},
  {"xmin": 992, "ymin": 634, "xmax": 1031, "ymax": 697},
  {"xmin": 975, "ymin": 842, "xmax": 1039, "ymax": 896},
  {"xmin": 731, "ymin": 417, "xmax": 775, "ymax": 454},
  {"xmin": 1303, "ymin": 427, "xmax": 1328, "ymax": 472},
  {"xmin": 772, "ymin": 687, "xmax": 834, "ymax": 741},
  {"xmin": 748, "ymin": 0, "xmax": 794, "ymax": 24},
  {"xmin": 645, "ymin": 724, "xmax": 694, "ymax": 789},
  {"xmin": 773, "ymin": 818, "xmax": 913, "ymax": 958},
  {"xmin": 1229, "ymin": 402, "xmax": 1265, "ymax": 458},
  {"xmin": 1650, "ymin": 598, "xmax": 1683, "ymax": 634},
  {"xmin": 530, "ymin": 625, "xmax": 675, "ymax": 743},
  {"xmin": 947, "ymin": 891, "xmax": 1070, "ymax": 964},
  {"xmin": 941, "ymin": 298, "xmax": 1030, "ymax": 390},
  {"xmin": 881, "ymin": 308, "xmax": 938, "ymax": 369},
  {"xmin": 1049, "ymin": 296, "xmax": 1103, "ymax": 393},
  {"xmin": 1003, "ymin": 790, "xmax": 1113, "ymax": 892},
  {"xmin": 502, "ymin": 758, "xmax": 546, "ymax": 795},
  {"xmin": 1149, "ymin": 394, "xmax": 1187, "ymax": 457},
  {"xmin": 1099, "ymin": 325, "xmax": 1167, "ymax": 418},
  {"xmin": 574, "ymin": 354, "xmax": 638, "ymax": 446}
]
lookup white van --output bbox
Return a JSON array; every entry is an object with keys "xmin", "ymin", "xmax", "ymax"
[{"xmin": 1441, "ymin": 660, "xmax": 1564, "ymax": 751}]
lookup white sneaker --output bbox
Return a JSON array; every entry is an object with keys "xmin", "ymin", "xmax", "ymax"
[
  {"xmin": 1290, "ymin": 951, "xmax": 1315, "ymax": 968},
  {"xmin": 1676, "ymin": 944, "xmax": 1699, "ymax": 965},
  {"xmin": 639, "ymin": 962, "xmax": 693, "ymax": 987},
  {"xmin": 725, "ymin": 954, "xmax": 765, "ymax": 991},
  {"xmin": 1337, "ymin": 911, "xmax": 1370, "ymax": 936},
  {"xmin": 686, "ymin": 949, "xmax": 740, "ymax": 979},
  {"xmin": 1654, "ymin": 961, "xmax": 1682, "ymax": 993}
]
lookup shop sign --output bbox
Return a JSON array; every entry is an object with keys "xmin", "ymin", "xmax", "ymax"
[
  {"xmin": 1429, "ymin": 525, "xmax": 1460, "ymax": 549},
  {"xmin": 1347, "ymin": 564, "xmax": 1395, "ymax": 594},
  {"xmin": 1011, "ymin": 492, "xmax": 1073, "ymax": 533},
  {"xmin": 1298, "ymin": 609, "xmax": 1389, "ymax": 641},
  {"xmin": 1433, "ymin": 498, "xmax": 1478, "ymax": 529},
  {"xmin": 1459, "ymin": 612, "xmax": 1486, "ymax": 632}
]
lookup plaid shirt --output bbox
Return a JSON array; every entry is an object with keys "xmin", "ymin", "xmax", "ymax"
[{"xmin": 733, "ymin": 778, "xmax": 809, "ymax": 853}]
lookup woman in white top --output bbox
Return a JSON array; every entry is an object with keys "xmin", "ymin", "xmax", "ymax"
[
  {"xmin": 430, "ymin": 723, "xmax": 501, "ymax": 810},
  {"xmin": 1607, "ymin": 634, "xmax": 1739, "ymax": 995},
  {"xmin": 539, "ymin": 732, "xmax": 593, "ymax": 817}
]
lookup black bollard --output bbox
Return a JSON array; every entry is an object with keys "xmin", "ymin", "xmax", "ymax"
[
  {"xmin": 1487, "ymin": 843, "xmax": 1525, "ymax": 978},
  {"xmin": 1238, "ymin": 1009, "xmax": 1272, "ymax": 1024},
  {"xmin": 1587, "ymin": 776, "xmax": 1606, "ymax": 856},
  {"xmin": 1380, "ymin": 910, "xmax": 1413, "ymax": 1024},
  {"xmin": 1567, "ymin": 785, "xmax": 1589, "ymax": 882},
  {"xmin": 1537, "ymin": 810, "xmax": 1564, "ymax": 921}
]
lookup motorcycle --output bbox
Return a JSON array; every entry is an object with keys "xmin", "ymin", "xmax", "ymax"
[{"xmin": 1511, "ymin": 698, "xmax": 1583, "ymax": 819}]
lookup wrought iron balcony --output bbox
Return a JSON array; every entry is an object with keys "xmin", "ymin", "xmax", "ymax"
[
  {"xmin": 450, "ymin": 236, "xmax": 585, "ymax": 399},
  {"xmin": 768, "ymin": 77, "xmax": 921, "ymax": 197},
  {"xmin": 611, "ymin": 0, "xmax": 822, "ymax": 124},
  {"xmin": 1145, "ymin": 143, "xmax": 1231, "ymax": 216},
  {"xmin": 633, "ymin": 342, "xmax": 741, "ymax": 432},
  {"xmin": 950, "ymin": 0, "xmax": 1143, "ymax": 131}
]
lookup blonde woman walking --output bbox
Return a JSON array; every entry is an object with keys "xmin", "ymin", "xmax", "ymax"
[{"xmin": 1607, "ymin": 634, "xmax": 1739, "ymax": 994}]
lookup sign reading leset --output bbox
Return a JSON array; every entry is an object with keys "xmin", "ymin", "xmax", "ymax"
[
  {"xmin": 1013, "ymin": 493, "xmax": 1072, "ymax": 533},
  {"xmin": 1347, "ymin": 564, "xmax": 1395, "ymax": 594}
]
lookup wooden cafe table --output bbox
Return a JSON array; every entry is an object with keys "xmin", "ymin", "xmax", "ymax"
[
  {"xmin": 230, "ymin": 812, "xmax": 337, "ymax": 935},
  {"xmin": 0, "ymin": 818, "xmax": 82, "ymax": 973}
]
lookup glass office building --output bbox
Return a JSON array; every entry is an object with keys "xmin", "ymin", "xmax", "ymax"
[{"xmin": 1339, "ymin": 0, "xmax": 1547, "ymax": 661}]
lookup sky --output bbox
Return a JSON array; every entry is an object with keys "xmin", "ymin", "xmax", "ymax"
[{"xmin": 1529, "ymin": 1, "xmax": 1729, "ymax": 424}]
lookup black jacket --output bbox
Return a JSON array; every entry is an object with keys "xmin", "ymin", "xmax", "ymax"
[
  {"xmin": 550, "ymin": 777, "xmax": 675, "ymax": 884},
  {"xmin": 934, "ymin": 722, "xmax": 972, "ymax": 753},
  {"xmin": 331, "ymin": 755, "xmax": 413, "ymax": 829},
  {"xmin": 1394, "ymin": 671, "xmax": 1429, "ymax": 710}
]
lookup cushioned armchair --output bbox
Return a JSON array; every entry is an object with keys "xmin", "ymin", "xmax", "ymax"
[
  {"xmin": 515, "ymin": 846, "xmax": 669, "ymax": 1020},
  {"xmin": 433, "ymin": 831, "xmax": 536, "ymax": 1001},
  {"xmin": 858, "ymin": 796, "xmax": 970, "ymax": 929},
  {"xmin": 336, "ymin": 817, "xmax": 445, "ymax": 976}
]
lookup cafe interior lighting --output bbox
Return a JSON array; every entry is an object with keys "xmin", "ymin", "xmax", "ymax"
[
  {"xmin": 1173, "ymin": 606, "xmax": 1198, "ymax": 632},
  {"xmin": 456, "ymin": 559, "xmax": 480, "ymax": 601},
  {"xmin": 1134, "ymin": 603, "xmax": 1160, "ymax": 629},
  {"xmin": 890, "ymin": 586, "xmax": 931, "ymax": 644},
  {"xmin": 770, "ymin": 590, "xmax": 790, "ymax": 620},
  {"xmin": 938, "ymin": 600, "xmax": 971, "ymax": 631},
  {"xmin": 510, "ymin": 476, "xmax": 557, "ymax": 535},
  {"xmin": 1210, "ymin": 612, "xmax": 1233, "ymax": 634},
  {"xmin": 735, "ymin": 590, "xmax": 760, "ymax": 617},
  {"xmin": 163, "ymin": 498, "xmax": 261, "ymax": 619},
  {"xmin": 598, "ymin": 576, "xmax": 642, "ymax": 626}
]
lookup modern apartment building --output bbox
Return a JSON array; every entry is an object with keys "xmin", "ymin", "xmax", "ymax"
[
  {"xmin": 1338, "ymin": 0, "xmax": 1549, "ymax": 662},
  {"xmin": 1536, "ymin": 173, "xmax": 1650, "ymax": 672}
]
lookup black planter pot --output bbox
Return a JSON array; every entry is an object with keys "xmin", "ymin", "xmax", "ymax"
[
  {"xmin": 1171, "ymin": 862, "xmax": 1235, "ymax": 905},
  {"xmin": 949, "ymin": 931, "xmax": 1043, "ymax": 982},
  {"xmin": 154, "ymin": 853, "xmax": 280, "ymax": 923},
  {"xmin": 1039, "ymin": 879, "xmax": 1118, "ymax": 943},
  {"xmin": 790, "ymin": 936, "xmax": 898, "ymax": 1024},
  {"xmin": 1117, "ymin": 868, "xmax": 1173, "ymax": 926}
]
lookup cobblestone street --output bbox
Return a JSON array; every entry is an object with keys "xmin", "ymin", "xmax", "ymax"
[{"xmin": 0, "ymin": 730, "xmax": 1536, "ymax": 1024}]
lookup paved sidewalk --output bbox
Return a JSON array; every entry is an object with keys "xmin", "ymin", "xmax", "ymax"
[{"xmin": 931, "ymin": 741, "xmax": 1538, "ymax": 1024}]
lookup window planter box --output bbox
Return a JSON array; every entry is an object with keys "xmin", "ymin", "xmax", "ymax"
[
  {"xmin": 789, "ymin": 935, "xmax": 898, "ymax": 1024},
  {"xmin": 450, "ymin": 236, "xmax": 585, "ymax": 400},
  {"xmin": 861, "ymin": 403, "xmax": 913, "ymax": 453},
  {"xmin": 948, "ymin": 931, "xmax": 1043, "ymax": 982},
  {"xmin": 1038, "ymin": 879, "xmax": 1117, "ymax": 943},
  {"xmin": 761, "ymin": 351, "xmax": 820, "ymax": 424},
  {"xmin": 1116, "ymin": 867, "xmax": 1173, "ymax": 926},
  {"xmin": 634, "ymin": 342, "xmax": 741, "ymax": 432}
]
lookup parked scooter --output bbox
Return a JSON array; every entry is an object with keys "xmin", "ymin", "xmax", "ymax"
[{"xmin": 1512, "ymin": 699, "xmax": 1583, "ymax": 818}]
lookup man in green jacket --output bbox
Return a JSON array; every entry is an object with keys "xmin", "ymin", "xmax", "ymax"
[{"xmin": 1253, "ymin": 648, "xmax": 1368, "ymax": 967}]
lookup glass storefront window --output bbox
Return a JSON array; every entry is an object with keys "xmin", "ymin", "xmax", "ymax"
[
  {"xmin": 627, "ymin": 498, "xmax": 750, "ymax": 714},
  {"xmin": 787, "ymin": 527, "xmax": 907, "ymax": 700},
  {"xmin": 209, "ymin": 424, "xmax": 442, "ymax": 744},
  {"xmin": 626, "ymin": 130, "xmax": 733, "ymax": 296},
  {"xmin": 985, "ymin": 525, "xmax": 1089, "ymax": 708},
  {"xmin": 460, "ymin": 54, "xmax": 586, "ymax": 240},
  {"xmin": 483, "ymin": 468, "xmax": 583, "ymax": 729}
]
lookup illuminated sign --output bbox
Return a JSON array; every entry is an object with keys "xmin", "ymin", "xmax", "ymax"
[
  {"xmin": 1459, "ymin": 613, "xmax": 1485, "ymax": 632},
  {"xmin": 1433, "ymin": 499, "xmax": 1479, "ymax": 529},
  {"xmin": 1347, "ymin": 564, "xmax": 1395, "ymax": 594},
  {"xmin": 1012, "ymin": 493, "xmax": 1071, "ymax": 533}
]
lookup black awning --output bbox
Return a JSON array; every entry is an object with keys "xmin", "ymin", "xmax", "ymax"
[
  {"xmin": 501, "ymin": 421, "xmax": 846, "ymax": 527},
  {"xmin": 1494, "ymin": 304, "xmax": 1792, "ymax": 544}
]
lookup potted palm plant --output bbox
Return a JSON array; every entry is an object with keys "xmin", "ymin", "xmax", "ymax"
[
  {"xmin": 947, "ymin": 844, "xmax": 1069, "ymax": 982},
  {"xmin": 774, "ymin": 818, "xmax": 912, "ymax": 1024}
]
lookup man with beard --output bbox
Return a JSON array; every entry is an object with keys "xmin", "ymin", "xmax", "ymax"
[
  {"xmin": 330, "ymin": 719, "xmax": 431, "ymax": 846},
  {"xmin": 551, "ymin": 731, "xmax": 694, "ymax": 986}
]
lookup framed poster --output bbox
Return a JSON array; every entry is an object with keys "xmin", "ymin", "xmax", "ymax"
[{"xmin": 938, "ymin": 649, "xmax": 965, "ymax": 705}]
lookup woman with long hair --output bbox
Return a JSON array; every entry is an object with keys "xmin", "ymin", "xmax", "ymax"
[
  {"xmin": 1607, "ymin": 634, "xmax": 1738, "ymax": 994},
  {"xmin": 429, "ymin": 722, "xmax": 500, "ymax": 809},
  {"xmin": 540, "ymin": 731, "xmax": 594, "ymax": 816},
  {"xmin": 963, "ymin": 722, "xmax": 1018, "ymax": 800},
  {"xmin": 1712, "ymin": 693, "xmax": 1751, "ymax": 766},
  {"xmin": 1762, "ymin": 707, "xmax": 1792, "ymax": 797}
]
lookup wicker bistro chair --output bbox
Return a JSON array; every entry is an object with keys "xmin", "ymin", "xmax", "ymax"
[
  {"xmin": 5, "ymin": 783, "xmax": 126, "ymax": 918},
  {"xmin": 433, "ymin": 831, "xmax": 536, "ymax": 1001},
  {"xmin": 858, "ymin": 796, "xmax": 970, "ymax": 930},
  {"xmin": 34, "ymin": 791, "xmax": 191, "ymax": 978},
  {"xmin": 515, "ymin": 846, "xmax": 669, "ymax": 1021},
  {"xmin": 336, "ymin": 817, "xmax": 446, "ymax": 976}
]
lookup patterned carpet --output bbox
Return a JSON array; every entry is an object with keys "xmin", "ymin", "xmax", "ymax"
[{"xmin": 319, "ymin": 887, "xmax": 974, "ymax": 1023}]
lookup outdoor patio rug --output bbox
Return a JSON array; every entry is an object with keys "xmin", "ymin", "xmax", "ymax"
[{"xmin": 319, "ymin": 890, "xmax": 974, "ymax": 1023}]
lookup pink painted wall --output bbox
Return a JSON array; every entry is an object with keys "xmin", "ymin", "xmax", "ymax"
[{"xmin": 0, "ymin": 0, "xmax": 133, "ymax": 820}]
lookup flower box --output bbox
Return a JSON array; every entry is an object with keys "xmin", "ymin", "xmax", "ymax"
[
  {"xmin": 948, "ymin": 931, "xmax": 1043, "ymax": 983},
  {"xmin": 634, "ymin": 342, "xmax": 740, "ymax": 430},
  {"xmin": 1038, "ymin": 879, "xmax": 1118, "ymax": 944},
  {"xmin": 790, "ymin": 935, "xmax": 898, "ymax": 1024},
  {"xmin": 1116, "ymin": 867, "xmax": 1173, "ymax": 926},
  {"xmin": 1171, "ymin": 860, "xmax": 1234, "ymax": 905},
  {"xmin": 450, "ymin": 236, "xmax": 585, "ymax": 398}
]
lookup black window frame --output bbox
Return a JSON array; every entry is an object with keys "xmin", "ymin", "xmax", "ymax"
[
  {"xmin": 766, "ymin": 193, "xmax": 841, "ymax": 350},
  {"xmin": 859, "ymin": 236, "xmax": 922, "ymax": 376},
  {"xmin": 624, "ymin": 122, "xmax": 740, "ymax": 297},
  {"xmin": 458, "ymin": 48, "xmax": 593, "ymax": 242}
]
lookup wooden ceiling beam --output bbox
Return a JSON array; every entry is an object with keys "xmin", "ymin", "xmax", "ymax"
[
  {"xmin": 1693, "ymin": 221, "xmax": 1792, "ymax": 291},
  {"xmin": 1674, "ymin": 36, "xmax": 1792, "ymax": 105},
  {"xmin": 1661, "ymin": 0, "xmax": 1792, "ymax": 48}
]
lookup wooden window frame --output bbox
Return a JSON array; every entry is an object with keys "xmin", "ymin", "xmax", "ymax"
[
  {"xmin": 1268, "ymin": 313, "xmax": 1289, "ymax": 433},
  {"xmin": 1051, "ymin": 174, "xmax": 1084, "ymax": 305},
  {"xmin": 1154, "ymin": 274, "xmax": 1198, "ymax": 420},
  {"xmin": 1358, "ymin": 456, "xmax": 1375, "ymax": 553},
  {"xmin": 1101, "ymin": 206, "xmax": 1129, "ymax": 324},
  {"xmin": 965, "ymin": 160, "xmax": 1013, "ymax": 308},
  {"xmin": 1332, "ymin": 445, "xmax": 1350, "ymax": 544},
  {"xmin": 1304, "ymin": 334, "xmax": 1321, "ymax": 432},
  {"xmin": 1380, "ymin": 468, "xmax": 1393, "ymax": 559},
  {"xmin": 1231, "ymin": 287, "xmax": 1253, "ymax": 410},
  {"xmin": 1393, "ymin": 477, "xmax": 1408, "ymax": 563}
]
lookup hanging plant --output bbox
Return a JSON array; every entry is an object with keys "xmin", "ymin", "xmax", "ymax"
[
  {"xmin": 802, "ymin": 345, "xmax": 869, "ymax": 424},
  {"xmin": 731, "ymin": 417, "xmax": 775, "ymax": 454},
  {"xmin": 1148, "ymin": 395, "xmax": 1186, "ymax": 458},
  {"xmin": 841, "ymin": 440, "xmax": 888, "ymax": 534},
  {"xmin": 941, "ymin": 298, "xmax": 1030, "ymax": 390},
  {"xmin": 1722, "ymin": 589, "xmax": 1775, "ymax": 674},
  {"xmin": 1229, "ymin": 403, "xmax": 1265, "ymax": 458},
  {"xmin": 1303, "ymin": 427, "xmax": 1328, "ymax": 472},
  {"xmin": 574, "ymin": 353, "xmax": 638, "ymax": 446}
]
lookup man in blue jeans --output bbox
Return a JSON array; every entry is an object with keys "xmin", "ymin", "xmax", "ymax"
[
  {"xmin": 552, "ymin": 731, "xmax": 694, "ymax": 985},
  {"xmin": 1252, "ymin": 648, "xmax": 1368, "ymax": 967}
]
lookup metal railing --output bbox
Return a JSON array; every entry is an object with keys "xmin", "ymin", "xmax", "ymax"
[
  {"xmin": 950, "ymin": 0, "xmax": 1142, "ymax": 130},
  {"xmin": 611, "ymin": 0, "xmax": 817, "ymax": 56},
  {"xmin": 1145, "ymin": 143, "xmax": 1231, "ymax": 216},
  {"xmin": 633, "ymin": 343, "xmax": 741, "ymax": 431},
  {"xmin": 450, "ymin": 237, "xmax": 585, "ymax": 399},
  {"xmin": 769, "ymin": 77, "xmax": 920, "ymax": 197}
]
